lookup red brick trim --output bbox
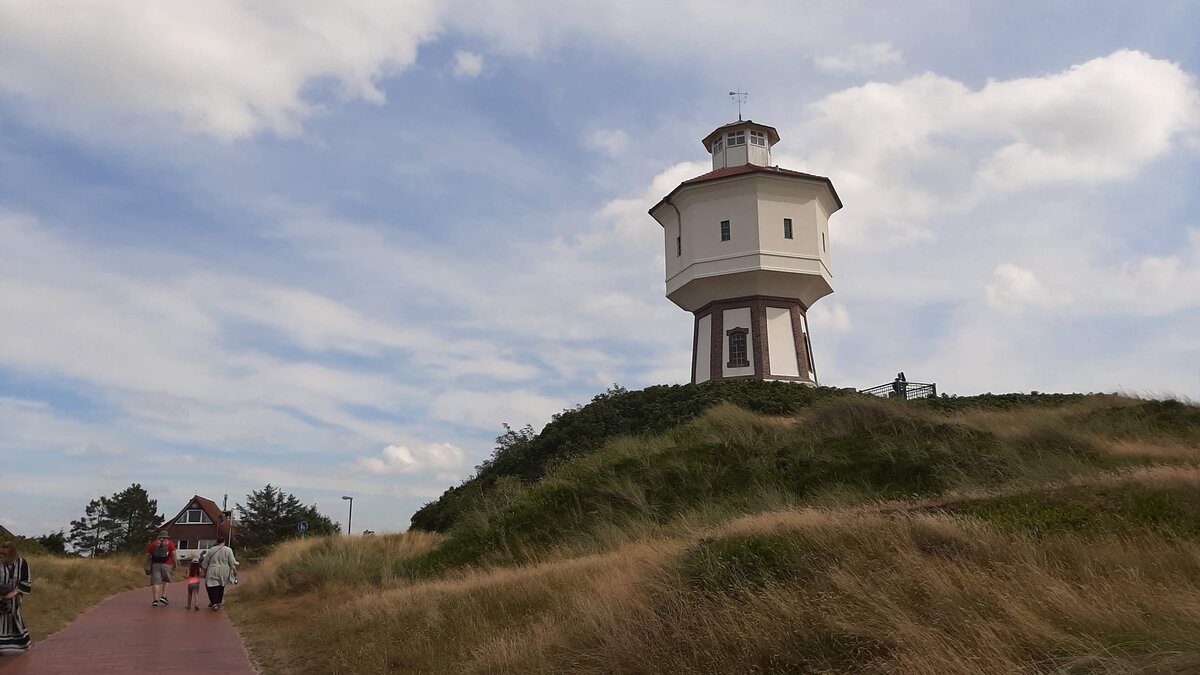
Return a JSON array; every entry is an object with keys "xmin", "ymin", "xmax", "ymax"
[
  {"xmin": 790, "ymin": 304, "xmax": 812, "ymax": 381},
  {"xmin": 693, "ymin": 295, "xmax": 810, "ymax": 316},
  {"xmin": 710, "ymin": 308, "xmax": 723, "ymax": 380},
  {"xmin": 751, "ymin": 301, "xmax": 768, "ymax": 377},
  {"xmin": 690, "ymin": 315, "xmax": 700, "ymax": 384}
]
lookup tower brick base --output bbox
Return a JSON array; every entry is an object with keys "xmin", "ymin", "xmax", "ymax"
[{"xmin": 691, "ymin": 296, "xmax": 816, "ymax": 385}]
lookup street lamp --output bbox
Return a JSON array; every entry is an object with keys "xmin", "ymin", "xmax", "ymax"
[{"xmin": 341, "ymin": 495, "xmax": 353, "ymax": 535}]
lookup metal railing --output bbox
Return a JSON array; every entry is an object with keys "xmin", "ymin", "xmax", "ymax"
[{"xmin": 860, "ymin": 380, "xmax": 937, "ymax": 401}]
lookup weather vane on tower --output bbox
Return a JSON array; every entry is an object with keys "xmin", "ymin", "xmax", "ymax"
[{"xmin": 729, "ymin": 89, "xmax": 748, "ymax": 121}]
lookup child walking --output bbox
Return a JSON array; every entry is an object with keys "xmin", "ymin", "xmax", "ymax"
[{"xmin": 184, "ymin": 555, "xmax": 203, "ymax": 611}]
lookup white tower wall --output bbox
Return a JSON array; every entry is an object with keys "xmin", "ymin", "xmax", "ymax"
[
  {"xmin": 765, "ymin": 307, "xmax": 800, "ymax": 377},
  {"xmin": 694, "ymin": 314, "xmax": 712, "ymax": 383}
]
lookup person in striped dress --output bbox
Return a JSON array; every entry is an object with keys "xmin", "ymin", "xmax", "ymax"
[{"xmin": 0, "ymin": 541, "xmax": 31, "ymax": 655}]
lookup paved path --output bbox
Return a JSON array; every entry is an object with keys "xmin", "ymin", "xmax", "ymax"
[{"xmin": 0, "ymin": 582, "xmax": 256, "ymax": 674}]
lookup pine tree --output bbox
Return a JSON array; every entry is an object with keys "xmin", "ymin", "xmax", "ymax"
[
  {"xmin": 236, "ymin": 484, "xmax": 340, "ymax": 550},
  {"xmin": 34, "ymin": 530, "xmax": 68, "ymax": 555},
  {"xmin": 104, "ymin": 483, "xmax": 162, "ymax": 553},
  {"xmin": 68, "ymin": 498, "xmax": 108, "ymax": 557},
  {"xmin": 67, "ymin": 484, "xmax": 163, "ymax": 556}
]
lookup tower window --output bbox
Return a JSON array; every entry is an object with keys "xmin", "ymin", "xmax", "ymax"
[
  {"xmin": 822, "ymin": 232, "xmax": 826, "ymax": 251},
  {"xmin": 676, "ymin": 235, "xmax": 681, "ymax": 257},
  {"xmin": 727, "ymin": 327, "xmax": 749, "ymax": 368},
  {"xmin": 727, "ymin": 131, "xmax": 745, "ymax": 146},
  {"xmin": 720, "ymin": 220, "xmax": 730, "ymax": 241},
  {"xmin": 750, "ymin": 130, "xmax": 766, "ymax": 146},
  {"xmin": 713, "ymin": 139, "xmax": 723, "ymax": 153},
  {"xmin": 783, "ymin": 218, "xmax": 793, "ymax": 239}
]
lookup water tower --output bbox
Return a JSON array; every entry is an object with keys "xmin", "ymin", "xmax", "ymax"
[{"xmin": 649, "ymin": 119, "xmax": 841, "ymax": 384}]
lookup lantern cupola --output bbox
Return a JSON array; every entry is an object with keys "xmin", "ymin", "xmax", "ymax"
[{"xmin": 702, "ymin": 120, "xmax": 780, "ymax": 171}]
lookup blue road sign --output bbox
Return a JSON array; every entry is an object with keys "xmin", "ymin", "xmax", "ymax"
[{"xmin": 297, "ymin": 520, "xmax": 309, "ymax": 533}]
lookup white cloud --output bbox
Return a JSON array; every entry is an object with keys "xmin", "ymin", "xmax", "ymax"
[
  {"xmin": 0, "ymin": 1, "xmax": 442, "ymax": 140},
  {"xmin": 586, "ymin": 129, "xmax": 630, "ymax": 157},
  {"xmin": 430, "ymin": 389, "xmax": 569, "ymax": 431},
  {"xmin": 444, "ymin": 1, "xmax": 901, "ymax": 64},
  {"xmin": 356, "ymin": 442, "xmax": 465, "ymax": 475},
  {"xmin": 985, "ymin": 264, "xmax": 1069, "ymax": 310},
  {"xmin": 808, "ymin": 303, "xmax": 853, "ymax": 332},
  {"xmin": 452, "ymin": 50, "xmax": 484, "ymax": 78},
  {"xmin": 814, "ymin": 42, "xmax": 903, "ymax": 74},
  {"xmin": 794, "ymin": 50, "xmax": 1200, "ymax": 247}
]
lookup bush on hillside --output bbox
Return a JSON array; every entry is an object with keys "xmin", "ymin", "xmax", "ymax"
[
  {"xmin": 410, "ymin": 381, "xmax": 854, "ymax": 532},
  {"xmin": 954, "ymin": 481, "xmax": 1200, "ymax": 536},
  {"xmin": 917, "ymin": 392, "xmax": 1090, "ymax": 412},
  {"xmin": 1070, "ymin": 399, "xmax": 1200, "ymax": 445},
  {"xmin": 402, "ymin": 398, "xmax": 1148, "ymax": 574}
]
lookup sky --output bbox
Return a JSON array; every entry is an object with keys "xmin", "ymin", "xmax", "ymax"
[{"xmin": 2, "ymin": 1, "xmax": 1199, "ymax": 538}]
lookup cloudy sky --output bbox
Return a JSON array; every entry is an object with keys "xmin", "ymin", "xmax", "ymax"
[{"xmin": 2, "ymin": 1, "xmax": 1198, "ymax": 537}]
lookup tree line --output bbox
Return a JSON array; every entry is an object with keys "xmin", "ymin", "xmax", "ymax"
[{"xmin": 23, "ymin": 483, "xmax": 340, "ymax": 556}]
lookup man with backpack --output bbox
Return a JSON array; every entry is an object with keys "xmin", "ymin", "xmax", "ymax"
[{"xmin": 143, "ymin": 531, "xmax": 176, "ymax": 607}]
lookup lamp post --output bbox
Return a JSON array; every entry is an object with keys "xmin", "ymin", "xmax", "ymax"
[{"xmin": 341, "ymin": 495, "xmax": 353, "ymax": 535}]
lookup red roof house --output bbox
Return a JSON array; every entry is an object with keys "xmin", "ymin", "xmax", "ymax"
[{"xmin": 160, "ymin": 495, "xmax": 236, "ymax": 554}]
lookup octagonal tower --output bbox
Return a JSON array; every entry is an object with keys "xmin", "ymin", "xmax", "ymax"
[{"xmin": 649, "ymin": 120, "xmax": 841, "ymax": 385}]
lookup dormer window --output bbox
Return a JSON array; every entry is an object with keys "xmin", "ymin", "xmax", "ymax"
[
  {"xmin": 176, "ymin": 506, "xmax": 214, "ymax": 524},
  {"xmin": 750, "ymin": 130, "xmax": 766, "ymax": 146},
  {"xmin": 713, "ymin": 139, "xmax": 723, "ymax": 154},
  {"xmin": 727, "ymin": 131, "xmax": 745, "ymax": 146}
]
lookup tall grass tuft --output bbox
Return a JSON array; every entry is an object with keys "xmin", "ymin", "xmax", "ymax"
[{"xmin": 242, "ymin": 531, "xmax": 443, "ymax": 597}]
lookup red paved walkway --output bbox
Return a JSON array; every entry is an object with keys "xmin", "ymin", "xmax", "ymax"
[{"xmin": 0, "ymin": 582, "xmax": 256, "ymax": 674}]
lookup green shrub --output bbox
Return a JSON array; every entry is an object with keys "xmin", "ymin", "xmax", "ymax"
[
  {"xmin": 918, "ymin": 392, "xmax": 1090, "ymax": 412},
  {"xmin": 678, "ymin": 531, "xmax": 834, "ymax": 595},
  {"xmin": 954, "ymin": 484, "xmax": 1200, "ymax": 536},
  {"xmin": 411, "ymin": 381, "xmax": 854, "ymax": 532},
  {"xmin": 405, "ymin": 390, "xmax": 1182, "ymax": 579},
  {"xmin": 1071, "ymin": 399, "xmax": 1200, "ymax": 444}
]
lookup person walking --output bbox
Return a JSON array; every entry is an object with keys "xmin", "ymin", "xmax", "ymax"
[
  {"xmin": 200, "ymin": 537, "xmax": 238, "ymax": 610},
  {"xmin": 185, "ymin": 555, "xmax": 204, "ymax": 611},
  {"xmin": 0, "ymin": 541, "xmax": 32, "ymax": 655},
  {"xmin": 144, "ymin": 531, "xmax": 177, "ymax": 607}
]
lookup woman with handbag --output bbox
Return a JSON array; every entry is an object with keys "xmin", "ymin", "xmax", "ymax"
[
  {"xmin": 199, "ymin": 537, "xmax": 239, "ymax": 610},
  {"xmin": 0, "ymin": 541, "xmax": 31, "ymax": 655}
]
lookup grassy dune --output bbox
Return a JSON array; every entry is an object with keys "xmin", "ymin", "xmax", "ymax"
[
  {"xmin": 20, "ymin": 555, "xmax": 146, "ymax": 639},
  {"xmin": 230, "ymin": 392, "xmax": 1200, "ymax": 673}
]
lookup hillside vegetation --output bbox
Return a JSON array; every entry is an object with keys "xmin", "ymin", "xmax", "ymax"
[{"xmin": 230, "ymin": 387, "xmax": 1200, "ymax": 674}]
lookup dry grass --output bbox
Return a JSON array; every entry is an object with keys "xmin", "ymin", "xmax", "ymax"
[
  {"xmin": 240, "ymin": 531, "xmax": 444, "ymax": 598},
  {"xmin": 233, "ymin": 472, "xmax": 1200, "ymax": 674},
  {"xmin": 20, "ymin": 555, "xmax": 145, "ymax": 639},
  {"xmin": 230, "ymin": 397, "xmax": 1200, "ymax": 673},
  {"xmin": 947, "ymin": 395, "xmax": 1200, "ymax": 464},
  {"xmin": 943, "ymin": 395, "xmax": 1135, "ymax": 438}
]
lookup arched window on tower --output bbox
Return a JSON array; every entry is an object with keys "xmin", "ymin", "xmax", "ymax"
[{"xmin": 727, "ymin": 327, "xmax": 749, "ymax": 368}]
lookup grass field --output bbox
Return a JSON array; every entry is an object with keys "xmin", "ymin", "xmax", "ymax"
[
  {"xmin": 229, "ymin": 392, "xmax": 1200, "ymax": 674},
  {"xmin": 19, "ymin": 555, "xmax": 146, "ymax": 640}
]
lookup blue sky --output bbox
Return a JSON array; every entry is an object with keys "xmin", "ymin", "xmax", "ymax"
[{"xmin": 2, "ymin": 1, "xmax": 1198, "ymax": 537}]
